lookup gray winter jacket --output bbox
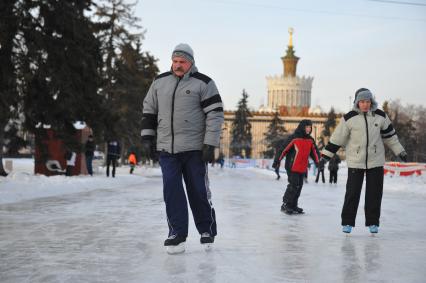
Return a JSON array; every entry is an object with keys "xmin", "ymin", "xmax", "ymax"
[
  {"xmin": 141, "ymin": 65, "xmax": 224, "ymax": 153},
  {"xmin": 322, "ymin": 104, "xmax": 405, "ymax": 169}
]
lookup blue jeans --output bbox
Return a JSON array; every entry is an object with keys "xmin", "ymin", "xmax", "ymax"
[
  {"xmin": 86, "ymin": 155, "xmax": 93, "ymax": 175},
  {"xmin": 159, "ymin": 151, "xmax": 217, "ymax": 238}
]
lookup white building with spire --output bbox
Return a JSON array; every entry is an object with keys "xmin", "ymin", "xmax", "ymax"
[
  {"xmin": 262, "ymin": 28, "xmax": 314, "ymax": 116},
  {"xmin": 221, "ymin": 28, "xmax": 334, "ymax": 159}
]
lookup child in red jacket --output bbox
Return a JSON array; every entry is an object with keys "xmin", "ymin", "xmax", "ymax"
[{"xmin": 273, "ymin": 120, "xmax": 320, "ymax": 214}]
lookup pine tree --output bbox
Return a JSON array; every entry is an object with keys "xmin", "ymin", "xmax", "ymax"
[
  {"xmin": 384, "ymin": 101, "xmax": 417, "ymax": 161},
  {"xmin": 113, "ymin": 41, "xmax": 158, "ymax": 159},
  {"xmin": 94, "ymin": 0, "xmax": 142, "ymax": 141},
  {"xmin": 19, "ymin": 0, "xmax": 106, "ymax": 165},
  {"xmin": 320, "ymin": 107, "xmax": 337, "ymax": 146},
  {"xmin": 0, "ymin": 0, "xmax": 21, "ymax": 176},
  {"xmin": 321, "ymin": 107, "xmax": 337, "ymax": 138},
  {"xmin": 230, "ymin": 90, "xmax": 252, "ymax": 158},
  {"xmin": 263, "ymin": 111, "xmax": 287, "ymax": 158}
]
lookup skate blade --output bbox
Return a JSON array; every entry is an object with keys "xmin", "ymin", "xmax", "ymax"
[
  {"xmin": 202, "ymin": 243, "xmax": 213, "ymax": 251},
  {"xmin": 166, "ymin": 243, "xmax": 185, "ymax": 254}
]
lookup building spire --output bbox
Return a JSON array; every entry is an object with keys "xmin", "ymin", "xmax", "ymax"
[
  {"xmin": 288, "ymin": 27, "xmax": 293, "ymax": 47},
  {"xmin": 281, "ymin": 27, "xmax": 299, "ymax": 77}
]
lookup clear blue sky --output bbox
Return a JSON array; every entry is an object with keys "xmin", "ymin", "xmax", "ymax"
[{"xmin": 135, "ymin": 0, "xmax": 426, "ymax": 112}]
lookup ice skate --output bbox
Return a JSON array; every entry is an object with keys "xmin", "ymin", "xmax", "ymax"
[
  {"xmin": 369, "ymin": 225, "xmax": 379, "ymax": 234},
  {"xmin": 280, "ymin": 204, "xmax": 294, "ymax": 215},
  {"xmin": 294, "ymin": 206, "xmax": 304, "ymax": 214},
  {"xmin": 200, "ymin": 232, "xmax": 215, "ymax": 251},
  {"xmin": 342, "ymin": 225, "xmax": 353, "ymax": 234},
  {"xmin": 164, "ymin": 235, "xmax": 186, "ymax": 254}
]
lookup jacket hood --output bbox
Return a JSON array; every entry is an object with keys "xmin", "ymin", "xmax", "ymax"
[{"xmin": 294, "ymin": 119, "xmax": 313, "ymax": 137}]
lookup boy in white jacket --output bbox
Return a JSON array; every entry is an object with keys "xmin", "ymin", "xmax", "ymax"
[{"xmin": 321, "ymin": 88, "xmax": 407, "ymax": 234}]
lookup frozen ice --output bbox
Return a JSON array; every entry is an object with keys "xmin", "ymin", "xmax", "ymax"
[{"xmin": 1, "ymin": 160, "xmax": 426, "ymax": 282}]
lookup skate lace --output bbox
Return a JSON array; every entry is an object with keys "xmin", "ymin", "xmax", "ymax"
[{"xmin": 201, "ymin": 232, "xmax": 211, "ymax": 238}]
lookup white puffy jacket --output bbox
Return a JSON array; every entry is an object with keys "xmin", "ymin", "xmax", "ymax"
[{"xmin": 322, "ymin": 107, "xmax": 405, "ymax": 169}]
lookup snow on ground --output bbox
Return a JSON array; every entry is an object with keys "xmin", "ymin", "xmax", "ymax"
[
  {"xmin": 0, "ymin": 159, "xmax": 161, "ymax": 205},
  {"xmin": 1, "ymin": 159, "xmax": 426, "ymax": 282}
]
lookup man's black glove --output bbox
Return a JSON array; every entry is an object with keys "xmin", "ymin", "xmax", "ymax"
[
  {"xmin": 141, "ymin": 139, "xmax": 154, "ymax": 159},
  {"xmin": 202, "ymin": 144, "xmax": 215, "ymax": 163},
  {"xmin": 272, "ymin": 160, "xmax": 280, "ymax": 169},
  {"xmin": 399, "ymin": 151, "xmax": 408, "ymax": 162}
]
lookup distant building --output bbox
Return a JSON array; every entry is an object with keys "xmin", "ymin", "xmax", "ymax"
[
  {"xmin": 261, "ymin": 27, "xmax": 314, "ymax": 116},
  {"xmin": 220, "ymin": 111, "xmax": 330, "ymax": 159},
  {"xmin": 220, "ymin": 28, "xmax": 340, "ymax": 159}
]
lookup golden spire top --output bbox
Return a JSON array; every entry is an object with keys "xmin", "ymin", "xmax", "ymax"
[{"xmin": 288, "ymin": 27, "xmax": 294, "ymax": 47}]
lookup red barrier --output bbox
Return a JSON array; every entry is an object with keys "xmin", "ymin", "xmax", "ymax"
[{"xmin": 383, "ymin": 162, "xmax": 426, "ymax": 176}]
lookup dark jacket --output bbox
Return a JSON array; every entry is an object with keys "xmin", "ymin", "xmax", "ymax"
[
  {"xmin": 85, "ymin": 139, "xmax": 95, "ymax": 157},
  {"xmin": 107, "ymin": 141, "xmax": 121, "ymax": 158},
  {"xmin": 328, "ymin": 155, "xmax": 341, "ymax": 171},
  {"xmin": 274, "ymin": 120, "xmax": 320, "ymax": 173}
]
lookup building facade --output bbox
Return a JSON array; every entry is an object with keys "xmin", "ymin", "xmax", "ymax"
[{"xmin": 220, "ymin": 111, "xmax": 329, "ymax": 159}]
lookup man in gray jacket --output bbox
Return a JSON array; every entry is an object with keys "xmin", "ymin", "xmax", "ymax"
[
  {"xmin": 321, "ymin": 88, "xmax": 406, "ymax": 234},
  {"xmin": 141, "ymin": 43, "xmax": 224, "ymax": 254}
]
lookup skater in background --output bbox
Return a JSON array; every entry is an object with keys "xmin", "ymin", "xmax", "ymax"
[
  {"xmin": 128, "ymin": 151, "xmax": 137, "ymax": 174},
  {"xmin": 274, "ymin": 161, "xmax": 281, "ymax": 180},
  {"xmin": 315, "ymin": 158, "xmax": 325, "ymax": 183},
  {"xmin": 217, "ymin": 153, "xmax": 225, "ymax": 169},
  {"xmin": 328, "ymin": 154, "xmax": 341, "ymax": 184},
  {"xmin": 321, "ymin": 88, "xmax": 407, "ymax": 234},
  {"xmin": 85, "ymin": 135, "xmax": 95, "ymax": 176},
  {"xmin": 304, "ymin": 162, "xmax": 311, "ymax": 183},
  {"xmin": 106, "ymin": 139, "xmax": 120, "ymax": 178},
  {"xmin": 273, "ymin": 119, "xmax": 320, "ymax": 215},
  {"xmin": 141, "ymin": 43, "xmax": 224, "ymax": 254}
]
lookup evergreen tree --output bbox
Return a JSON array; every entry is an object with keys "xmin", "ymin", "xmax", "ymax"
[
  {"xmin": 0, "ymin": 0, "xmax": 21, "ymax": 176},
  {"xmin": 4, "ymin": 123, "xmax": 28, "ymax": 156},
  {"xmin": 384, "ymin": 101, "xmax": 417, "ymax": 161},
  {"xmin": 113, "ymin": 41, "xmax": 158, "ymax": 159},
  {"xmin": 94, "ymin": 0, "xmax": 142, "ymax": 141},
  {"xmin": 263, "ymin": 111, "xmax": 287, "ymax": 158},
  {"xmin": 321, "ymin": 107, "xmax": 337, "ymax": 138},
  {"xmin": 21, "ymin": 0, "xmax": 105, "ymax": 159},
  {"xmin": 230, "ymin": 90, "xmax": 252, "ymax": 158}
]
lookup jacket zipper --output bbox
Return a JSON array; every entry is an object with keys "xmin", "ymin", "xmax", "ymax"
[
  {"xmin": 171, "ymin": 77, "xmax": 181, "ymax": 154},
  {"xmin": 363, "ymin": 113, "xmax": 369, "ymax": 169}
]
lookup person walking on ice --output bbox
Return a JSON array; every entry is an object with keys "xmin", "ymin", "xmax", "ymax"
[
  {"xmin": 273, "ymin": 119, "xmax": 320, "ymax": 215},
  {"xmin": 321, "ymin": 88, "xmax": 407, "ymax": 234},
  {"xmin": 128, "ymin": 151, "xmax": 137, "ymax": 174},
  {"xmin": 141, "ymin": 43, "xmax": 224, "ymax": 254},
  {"xmin": 328, "ymin": 154, "xmax": 341, "ymax": 184}
]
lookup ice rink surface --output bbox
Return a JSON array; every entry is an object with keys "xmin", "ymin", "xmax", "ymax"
[{"xmin": 1, "ymin": 163, "xmax": 426, "ymax": 282}]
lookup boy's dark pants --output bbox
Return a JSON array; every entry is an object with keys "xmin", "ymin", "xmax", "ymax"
[
  {"xmin": 342, "ymin": 167, "xmax": 384, "ymax": 227},
  {"xmin": 283, "ymin": 171, "xmax": 305, "ymax": 208}
]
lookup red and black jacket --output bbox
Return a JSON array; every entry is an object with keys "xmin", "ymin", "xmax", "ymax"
[{"xmin": 274, "ymin": 120, "xmax": 320, "ymax": 173}]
